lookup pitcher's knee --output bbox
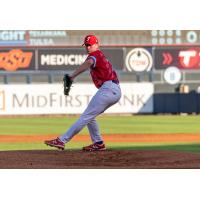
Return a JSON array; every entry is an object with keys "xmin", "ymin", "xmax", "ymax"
[{"xmin": 79, "ymin": 115, "xmax": 96, "ymax": 125}]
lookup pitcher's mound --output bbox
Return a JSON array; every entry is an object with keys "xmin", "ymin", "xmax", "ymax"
[{"xmin": 1, "ymin": 150, "xmax": 200, "ymax": 168}]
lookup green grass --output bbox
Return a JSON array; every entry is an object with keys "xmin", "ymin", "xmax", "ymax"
[
  {"xmin": 0, "ymin": 115, "xmax": 200, "ymax": 135},
  {"xmin": 110, "ymin": 143, "xmax": 200, "ymax": 153},
  {"xmin": 1, "ymin": 115, "xmax": 200, "ymax": 152}
]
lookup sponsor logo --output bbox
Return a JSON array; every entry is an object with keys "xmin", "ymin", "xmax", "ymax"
[
  {"xmin": 163, "ymin": 66, "xmax": 182, "ymax": 85},
  {"xmin": 0, "ymin": 90, "xmax": 5, "ymax": 111},
  {"xmin": 125, "ymin": 48, "xmax": 153, "ymax": 72},
  {"xmin": 155, "ymin": 47, "xmax": 200, "ymax": 70},
  {"xmin": 40, "ymin": 54, "xmax": 87, "ymax": 66},
  {"xmin": 0, "ymin": 83, "xmax": 153, "ymax": 115},
  {"xmin": 0, "ymin": 49, "xmax": 33, "ymax": 71},
  {"xmin": 12, "ymin": 93, "xmax": 93, "ymax": 108},
  {"xmin": 178, "ymin": 49, "xmax": 200, "ymax": 68}
]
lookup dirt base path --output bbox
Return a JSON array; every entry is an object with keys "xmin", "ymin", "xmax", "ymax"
[{"xmin": 1, "ymin": 133, "xmax": 200, "ymax": 143}]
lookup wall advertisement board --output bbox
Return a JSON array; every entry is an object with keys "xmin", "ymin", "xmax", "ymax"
[
  {"xmin": 154, "ymin": 47, "xmax": 200, "ymax": 70},
  {"xmin": 0, "ymin": 83, "xmax": 154, "ymax": 115},
  {"xmin": 37, "ymin": 48, "xmax": 123, "ymax": 70},
  {"xmin": 0, "ymin": 47, "xmax": 124, "ymax": 71}
]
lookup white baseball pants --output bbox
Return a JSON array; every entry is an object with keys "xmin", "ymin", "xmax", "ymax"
[{"xmin": 59, "ymin": 80, "xmax": 121, "ymax": 143}]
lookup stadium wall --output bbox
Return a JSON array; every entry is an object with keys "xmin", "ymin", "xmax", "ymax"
[{"xmin": 1, "ymin": 34, "xmax": 200, "ymax": 114}]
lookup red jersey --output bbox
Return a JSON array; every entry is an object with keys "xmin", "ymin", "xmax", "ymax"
[{"xmin": 86, "ymin": 50, "xmax": 119, "ymax": 88}]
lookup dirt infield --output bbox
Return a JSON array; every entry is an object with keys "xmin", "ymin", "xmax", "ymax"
[
  {"xmin": 1, "ymin": 133, "xmax": 200, "ymax": 168},
  {"xmin": 1, "ymin": 150, "xmax": 200, "ymax": 169}
]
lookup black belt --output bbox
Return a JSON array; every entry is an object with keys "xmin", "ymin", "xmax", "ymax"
[{"xmin": 112, "ymin": 80, "xmax": 119, "ymax": 85}]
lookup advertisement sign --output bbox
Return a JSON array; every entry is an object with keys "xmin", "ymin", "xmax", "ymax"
[
  {"xmin": 0, "ymin": 47, "xmax": 123, "ymax": 71},
  {"xmin": 0, "ymin": 83, "xmax": 154, "ymax": 115},
  {"xmin": 125, "ymin": 47, "xmax": 153, "ymax": 72},
  {"xmin": 154, "ymin": 47, "xmax": 200, "ymax": 70},
  {"xmin": 28, "ymin": 30, "xmax": 67, "ymax": 45},
  {"xmin": 38, "ymin": 48, "xmax": 124, "ymax": 70},
  {"xmin": 0, "ymin": 48, "xmax": 35, "ymax": 71},
  {"xmin": 0, "ymin": 31, "xmax": 27, "ymax": 46},
  {"xmin": 38, "ymin": 48, "xmax": 87, "ymax": 70}
]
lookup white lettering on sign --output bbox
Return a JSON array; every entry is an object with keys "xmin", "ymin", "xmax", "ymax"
[
  {"xmin": 29, "ymin": 31, "xmax": 67, "ymax": 37},
  {"xmin": 0, "ymin": 31, "xmax": 26, "ymax": 41},
  {"xmin": 29, "ymin": 39, "xmax": 54, "ymax": 45},
  {"xmin": 41, "ymin": 54, "xmax": 87, "ymax": 66}
]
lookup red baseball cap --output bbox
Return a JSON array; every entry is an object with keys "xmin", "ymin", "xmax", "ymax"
[{"xmin": 82, "ymin": 35, "xmax": 98, "ymax": 46}]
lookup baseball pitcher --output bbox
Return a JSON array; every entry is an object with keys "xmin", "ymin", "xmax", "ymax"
[{"xmin": 44, "ymin": 35, "xmax": 121, "ymax": 151}]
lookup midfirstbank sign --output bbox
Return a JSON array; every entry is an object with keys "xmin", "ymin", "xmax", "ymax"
[{"xmin": 0, "ymin": 83, "xmax": 154, "ymax": 115}]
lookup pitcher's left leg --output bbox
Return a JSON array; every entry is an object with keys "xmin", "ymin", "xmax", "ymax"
[{"xmin": 59, "ymin": 90, "xmax": 108, "ymax": 143}]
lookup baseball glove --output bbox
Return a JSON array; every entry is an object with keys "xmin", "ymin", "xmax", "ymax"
[{"xmin": 63, "ymin": 74, "xmax": 73, "ymax": 96}]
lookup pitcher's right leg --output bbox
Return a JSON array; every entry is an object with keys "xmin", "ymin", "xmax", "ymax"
[{"xmin": 87, "ymin": 119, "xmax": 102, "ymax": 143}]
